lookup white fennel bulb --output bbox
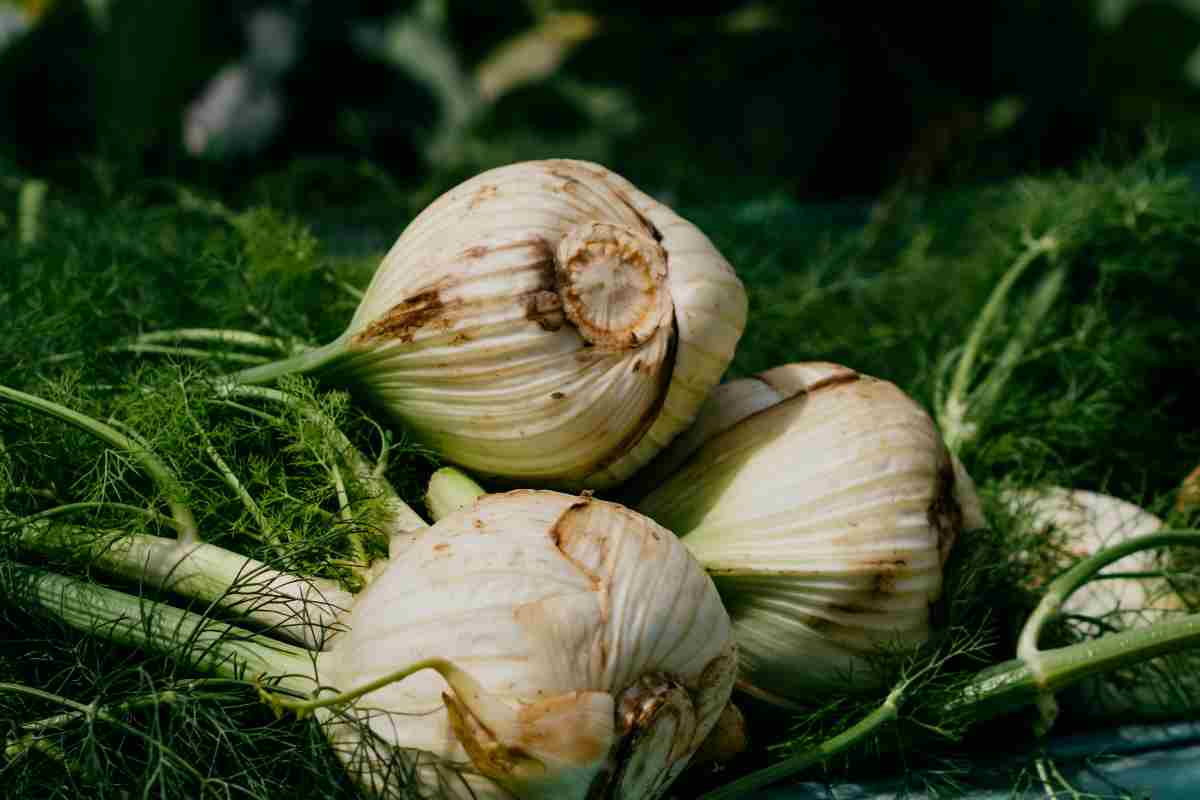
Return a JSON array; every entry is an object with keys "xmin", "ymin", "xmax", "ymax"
[
  {"xmin": 1001, "ymin": 487, "xmax": 1173, "ymax": 624},
  {"xmin": 316, "ymin": 490, "xmax": 737, "ymax": 799},
  {"xmin": 231, "ymin": 159, "xmax": 747, "ymax": 491},
  {"xmin": 2, "ymin": 382, "xmax": 735, "ymax": 799},
  {"xmin": 635, "ymin": 363, "xmax": 983, "ymax": 705}
]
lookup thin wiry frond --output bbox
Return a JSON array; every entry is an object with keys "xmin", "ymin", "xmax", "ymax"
[{"xmin": 3, "ymin": 145, "xmax": 1200, "ymax": 798}]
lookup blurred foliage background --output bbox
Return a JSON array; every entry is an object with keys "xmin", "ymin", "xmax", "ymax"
[{"xmin": 4, "ymin": 0, "xmax": 1200, "ymax": 207}]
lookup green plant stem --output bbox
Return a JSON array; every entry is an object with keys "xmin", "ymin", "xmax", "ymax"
[
  {"xmin": 270, "ymin": 655, "xmax": 504, "ymax": 742},
  {"xmin": 223, "ymin": 339, "xmax": 347, "ymax": 387},
  {"xmin": 940, "ymin": 232, "xmax": 1058, "ymax": 453},
  {"xmin": 2, "ymin": 678, "xmax": 244, "ymax": 763},
  {"xmin": 14, "ymin": 501, "xmax": 179, "ymax": 532},
  {"xmin": 328, "ymin": 459, "xmax": 371, "ymax": 580},
  {"xmin": 950, "ymin": 608, "xmax": 1200, "ymax": 724},
  {"xmin": 0, "ymin": 681, "xmax": 210, "ymax": 783},
  {"xmin": 182, "ymin": 399, "xmax": 276, "ymax": 545},
  {"xmin": 702, "ymin": 686, "xmax": 904, "ymax": 799},
  {"xmin": 18, "ymin": 179, "xmax": 47, "ymax": 246},
  {"xmin": 272, "ymin": 656, "xmax": 457, "ymax": 719},
  {"xmin": 373, "ymin": 427, "xmax": 393, "ymax": 479},
  {"xmin": 425, "ymin": 467, "xmax": 487, "ymax": 522},
  {"xmin": 218, "ymin": 384, "xmax": 428, "ymax": 535},
  {"xmin": 708, "ymin": 611, "xmax": 1200, "ymax": 798},
  {"xmin": 0, "ymin": 384, "xmax": 200, "ymax": 544},
  {"xmin": 1019, "ymin": 530, "xmax": 1200, "ymax": 663},
  {"xmin": 323, "ymin": 271, "xmax": 365, "ymax": 302},
  {"xmin": 10, "ymin": 678, "xmax": 242, "ymax": 737},
  {"xmin": 7, "ymin": 515, "xmax": 350, "ymax": 649},
  {"xmin": 7, "ymin": 564, "xmax": 317, "ymax": 690},
  {"xmin": 46, "ymin": 344, "xmax": 273, "ymax": 365},
  {"xmin": 116, "ymin": 344, "xmax": 273, "ymax": 363},
  {"xmin": 969, "ymin": 264, "xmax": 1065, "ymax": 424},
  {"xmin": 708, "ymin": 531, "xmax": 1200, "ymax": 798},
  {"xmin": 134, "ymin": 328, "xmax": 296, "ymax": 353},
  {"xmin": 1016, "ymin": 529, "xmax": 1200, "ymax": 732}
]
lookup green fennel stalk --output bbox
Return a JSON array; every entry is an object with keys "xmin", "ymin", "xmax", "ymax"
[
  {"xmin": 699, "ymin": 528, "xmax": 1200, "ymax": 798},
  {"xmin": 4, "ymin": 149, "xmax": 1200, "ymax": 798},
  {"xmin": 11, "ymin": 525, "xmax": 1200, "ymax": 800}
]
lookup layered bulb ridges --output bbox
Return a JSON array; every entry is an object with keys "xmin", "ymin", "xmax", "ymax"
[
  {"xmin": 315, "ymin": 159, "xmax": 746, "ymax": 490},
  {"xmin": 315, "ymin": 490, "xmax": 737, "ymax": 800},
  {"xmin": 637, "ymin": 363, "xmax": 983, "ymax": 704}
]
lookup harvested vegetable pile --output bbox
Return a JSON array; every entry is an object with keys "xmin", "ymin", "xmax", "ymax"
[{"xmin": 2, "ymin": 149, "xmax": 1199, "ymax": 799}]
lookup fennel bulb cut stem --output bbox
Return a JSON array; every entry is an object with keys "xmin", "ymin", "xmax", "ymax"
[
  {"xmin": 425, "ymin": 466, "xmax": 487, "ymax": 520},
  {"xmin": 8, "ymin": 564, "xmax": 316, "ymax": 693}
]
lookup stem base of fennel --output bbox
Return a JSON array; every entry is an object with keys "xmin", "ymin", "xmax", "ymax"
[
  {"xmin": 224, "ymin": 338, "xmax": 350, "ymax": 387},
  {"xmin": 5, "ymin": 564, "xmax": 316, "ymax": 694}
]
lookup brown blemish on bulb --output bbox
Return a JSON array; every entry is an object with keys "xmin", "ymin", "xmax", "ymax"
[
  {"xmin": 827, "ymin": 602, "xmax": 880, "ymax": 615},
  {"xmin": 820, "ymin": 559, "xmax": 908, "ymax": 617},
  {"xmin": 546, "ymin": 158, "xmax": 662, "ymax": 242},
  {"xmin": 468, "ymin": 184, "xmax": 498, "ymax": 209},
  {"xmin": 354, "ymin": 289, "xmax": 447, "ymax": 345},
  {"xmin": 691, "ymin": 702, "xmax": 747, "ymax": 767},
  {"xmin": 612, "ymin": 189, "xmax": 663, "ymax": 243},
  {"xmin": 525, "ymin": 290, "xmax": 565, "ymax": 331},
  {"xmin": 793, "ymin": 609, "xmax": 837, "ymax": 636},
  {"xmin": 927, "ymin": 453, "xmax": 964, "ymax": 566},
  {"xmin": 609, "ymin": 675, "xmax": 699, "ymax": 795},
  {"xmin": 554, "ymin": 174, "xmax": 586, "ymax": 199},
  {"xmin": 443, "ymin": 691, "xmax": 541, "ymax": 787},
  {"xmin": 547, "ymin": 159, "xmax": 610, "ymax": 183},
  {"xmin": 549, "ymin": 499, "xmax": 607, "ymax": 595},
  {"xmin": 871, "ymin": 569, "xmax": 898, "ymax": 597},
  {"xmin": 463, "ymin": 244, "xmax": 489, "ymax": 259},
  {"xmin": 550, "ymin": 392, "xmax": 566, "ymax": 400},
  {"xmin": 584, "ymin": 323, "xmax": 677, "ymax": 476},
  {"xmin": 532, "ymin": 259, "xmax": 558, "ymax": 288},
  {"xmin": 512, "ymin": 691, "xmax": 613, "ymax": 765},
  {"xmin": 617, "ymin": 675, "xmax": 676, "ymax": 732},
  {"xmin": 759, "ymin": 365, "xmax": 860, "ymax": 398},
  {"xmin": 694, "ymin": 643, "xmax": 738, "ymax": 698},
  {"xmin": 590, "ymin": 653, "xmax": 729, "ymax": 797}
]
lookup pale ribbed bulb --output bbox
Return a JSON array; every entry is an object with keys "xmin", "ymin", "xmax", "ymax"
[{"xmin": 638, "ymin": 363, "xmax": 982, "ymax": 704}]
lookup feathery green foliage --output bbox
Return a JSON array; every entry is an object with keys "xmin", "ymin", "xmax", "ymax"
[{"xmin": 2, "ymin": 148, "xmax": 1200, "ymax": 798}]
